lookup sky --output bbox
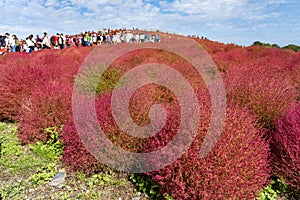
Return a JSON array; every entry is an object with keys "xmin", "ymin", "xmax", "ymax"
[{"xmin": 0, "ymin": 0, "xmax": 299, "ymax": 46}]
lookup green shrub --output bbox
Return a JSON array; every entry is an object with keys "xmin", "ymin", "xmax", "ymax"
[
  {"xmin": 130, "ymin": 174, "xmax": 162, "ymax": 199},
  {"xmin": 256, "ymin": 178, "xmax": 288, "ymax": 200},
  {"xmin": 29, "ymin": 127, "xmax": 64, "ymax": 161},
  {"xmin": 75, "ymin": 64, "xmax": 124, "ymax": 95}
]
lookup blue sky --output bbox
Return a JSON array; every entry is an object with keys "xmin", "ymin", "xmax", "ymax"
[{"xmin": 0, "ymin": 0, "xmax": 299, "ymax": 46}]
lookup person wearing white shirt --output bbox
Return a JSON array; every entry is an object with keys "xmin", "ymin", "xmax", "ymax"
[
  {"xmin": 116, "ymin": 32, "xmax": 121, "ymax": 44},
  {"xmin": 126, "ymin": 31, "xmax": 133, "ymax": 43},
  {"xmin": 42, "ymin": 32, "xmax": 51, "ymax": 49},
  {"xmin": 134, "ymin": 33, "xmax": 140, "ymax": 43},
  {"xmin": 26, "ymin": 35, "xmax": 35, "ymax": 53},
  {"xmin": 92, "ymin": 34, "xmax": 97, "ymax": 46},
  {"xmin": 9, "ymin": 35, "xmax": 16, "ymax": 52},
  {"xmin": 23, "ymin": 41, "xmax": 30, "ymax": 53},
  {"xmin": 112, "ymin": 34, "xmax": 118, "ymax": 44},
  {"xmin": 4, "ymin": 33, "xmax": 11, "ymax": 51},
  {"xmin": 140, "ymin": 33, "xmax": 145, "ymax": 42}
]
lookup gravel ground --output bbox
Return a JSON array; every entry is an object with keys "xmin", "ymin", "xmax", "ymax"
[{"xmin": 0, "ymin": 165, "xmax": 150, "ymax": 200}]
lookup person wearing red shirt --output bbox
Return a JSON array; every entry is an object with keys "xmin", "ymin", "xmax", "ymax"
[
  {"xmin": 0, "ymin": 46, "xmax": 7, "ymax": 55},
  {"xmin": 53, "ymin": 33, "xmax": 59, "ymax": 49}
]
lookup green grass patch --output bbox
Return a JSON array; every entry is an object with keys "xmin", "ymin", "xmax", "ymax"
[
  {"xmin": 0, "ymin": 123, "xmax": 63, "ymax": 199},
  {"xmin": 0, "ymin": 124, "xmax": 62, "ymax": 175},
  {"xmin": 1, "ymin": 123, "xmax": 148, "ymax": 199},
  {"xmin": 1, "ymin": 123, "xmax": 45, "ymax": 174}
]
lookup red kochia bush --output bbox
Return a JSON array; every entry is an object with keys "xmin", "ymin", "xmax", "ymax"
[
  {"xmin": 17, "ymin": 81, "xmax": 72, "ymax": 144},
  {"xmin": 0, "ymin": 50, "xmax": 85, "ymax": 122},
  {"xmin": 0, "ymin": 62, "xmax": 56, "ymax": 121},
  {"xmin": 272, "ymin": 103, "xmax": 300, "ymax": 195},
  {"xmin": 62, "ymin": 89, "xmax": 270, "ymax": 199},
  {"xmin": 61, "ymin": 122, "xmax": 106, "ymax": 175},
  {"xmin": 62, "ymin": 82, "xmax": 180, "ymax": 174},
  {"xmin": 205, "ymin": 46, "xmax": 298, "ymax": 130},
  {"xmin": 147, "ymin": 103, "xmax": 270, "ymax": 200},
  {"xmin": 62, "ymin": 93, "xmax": 116, "ymax": 175},
  {"xmin": 225, "ymin": 63, "xmax": 297, "ymax": 130}
]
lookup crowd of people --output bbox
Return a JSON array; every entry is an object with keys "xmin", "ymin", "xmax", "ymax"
[{"xmin": 0, "ymin": 28, "xmax": 161, "ymax": 55}]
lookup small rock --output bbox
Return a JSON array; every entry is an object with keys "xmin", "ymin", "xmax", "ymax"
[
  {"xmin": 48, "ymin": 172, "xmax": 66, "ymax": 188},
  {"xmin": 132, "ymin": 197, "xmax": 141, "ymax": 200}
]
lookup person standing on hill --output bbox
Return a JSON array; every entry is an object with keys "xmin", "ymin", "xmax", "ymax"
[
  {"xmin": 83, "ymin": 32, "xmax": 89, "ymax": 46},
  {"xmin": 62, "ymin": 34, "xmax": 66, "ymax": 48},
  {"xmin": 36, "ymin": 35, "xmax": 42, "ymax": 50},
  {"xmin": 145, "ymin": 33, "xmax": 149, "ymax": 42},
  {"xmin": 5, "ymin": 33, "xmax": 13, "ymax": 52},
  {"xmin": 23, "ymin": 39, "xmax": 30, "ymax": 53},
  {"xmin": 50, "ymin": 35, "xmax": 54, "ymax": 48},
  {"xmin": 116, "ymin": 32, "xmax": 121, "ymax": 44},
  {"xmin": 58, "ymin": 33, "xmax": 64, "ymax": 50},
  {"xmin": 42, "ymin": 32, "xmax": 51, "ymax": 49},
  {"xmin": 9, "ymin": 34, "xmax": 16, "ymax": 52},
  {"xmin": 73, "ymin": 34, "xmax": 80, "ymax": 47},
  {"xmin": 140, "ymin": 33, "xmax": 145, "ymax": 42},
  {"xmin": 102, "ymin": 33, "xmax": 106, "ymax": 44},
  {"xmin": 120, "ymin": 32, "xmax": 125, "ymax": 43},
  {"xmin": 92, "ymin": 33, "xmax": 97, "ymax": 46},
  {"xmin": 53, "ymin": 33, "xmax": 59, "ymax": 49},
  {"xmin": 97, "ymin": 33, "xmax": 103, "ymax": 45},
  {"xmin": 156, "ymin": 34, "xmax": 161, "ymax": 42},
  {"xmin": 134, "ymin": 33, "xmax": 140, "ymax": 43},
  {"xmin": 26, "ymin": 35, "xmax": 35, "ymax": 53},
  {"xmin": 0, "ymin": 35, "xmax": 5, "ymax": 47},
  {"xmin": 106, "ymin": 34, "xmax": 112, "ymax": 44},
  {"xmin": 66, "ymin": 35, "xmax": 71, "ymax": 48},
  {"xmin": 13, "ymin": 35, "xmax": 21, "ymax": 52},
  {"xmin": 0, "ymin": 46, "xmax": 7, "ymax": 55}
]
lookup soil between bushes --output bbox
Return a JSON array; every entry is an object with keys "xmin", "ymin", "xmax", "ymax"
[{"xmin": 0, "ymin": 167, "xmax": 149, "ymax": 200}]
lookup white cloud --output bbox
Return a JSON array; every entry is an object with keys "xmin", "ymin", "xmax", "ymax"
[
  {"xmin": 160, "ymin": 0, "xmax": 243, "ymax": 16},
  {"xmin": 159, "ymin": 0, "xmax": 285, "ymax": 20},
  {"xmin": 0, "ymin": 0, "xmax": 298, "ymax": 46}
]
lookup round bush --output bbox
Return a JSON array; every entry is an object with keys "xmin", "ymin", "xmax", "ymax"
[
  {"xmin": 272, "ymin": 103, "xmax": 300, "ymax": 196},
  {"xmin": 147, "ymin": 103, "xmax": 270, "ymax": 200},
  {"xmin": 17, "ymin": 81, "xmax": 72, "ymax": 144},
  {"xmin": 0, "ymin": 50, "xmax": 86, "ymax": 122}
]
